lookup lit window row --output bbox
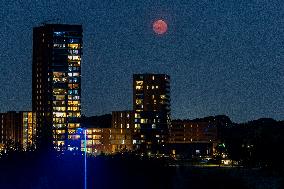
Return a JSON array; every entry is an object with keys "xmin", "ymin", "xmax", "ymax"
[
  {"xmin": 68, "ymin": 49, "xmax": 80, "ymax": 55},
  {"xmin": 54, "ymin": 95, "xmax": 65, "ymax": 101},
  {"xmin": 68, "ymin": 95, "xmax": 80, "ymax": 100},
  {"xmin": 53, "ymin": 88, "xmax": 66, "ymax": 95},
  {"xmin": 68, "ymin": 84, "xmax": 80, "ymax": 89},
  {"xmin": 68, "ymin": 55, "xmax": 81, "ymax": 60},
  {"xmin": 68, "ymin": 44, "xmax": 80, "ymax": 49},
  {"xmin": 136, "ymin": 81, "xmax": 143, "ymax": 85},
  {"xmin": 68, "ymin": 100, "xmax": 80, "ymax": 105},
  {"xmin": 53, "ymin": 124, "xmax": 66, "ymax": 128},
  {"xmin": 68, "ymin": 107, "xmax": 80, "ymax": 111},
  {"xmin": 135, "ymin": 85, "xmax": 143, "ymax": 90},
  {"xmin": 53, "ymin": 107, "xmax": 66, "ymax": 111},
  {"xmin": 146, "ymin": 85, "xmax": 159, "ymax": 89},
  {"xmin": 68, "ymin": 90, "xmax": 79, "ymax": 95},
  {"xmin": 53, "ymin": 43, "xmax": 65, "ymax": 48},
  {"xmin": 68, "ymin": 72, "xmax": 80, "ymax": 77},
  {"xmin": 68, "ymin": 123, "xmax": 80, "ymax": 128},
  {"xmin": 68, "ymin": 66, "xmax": 80, "ymax": 72},
  {"xmin": 135, "ymin": 99, "xmax": 143, "ymax": 105}
]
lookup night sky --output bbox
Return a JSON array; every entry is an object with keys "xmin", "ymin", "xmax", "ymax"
[{"xmin": 0, "ymin": 0, "xmax": 283, "ymax": 122}]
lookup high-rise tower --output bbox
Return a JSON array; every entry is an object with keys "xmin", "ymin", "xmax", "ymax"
[
  {"xmin": 133, "ymin": 74, "xmax": 171, "ymax": 153},
  {"xmin": 32, "ymin": 24, "xmax": 82, "ymax": 151}
]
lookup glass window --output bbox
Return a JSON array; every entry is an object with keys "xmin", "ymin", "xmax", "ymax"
[
  {"xmin": 135, "ymin": 99, "xmax": 143, "ymax": 105},
  {"xmin": 68, "ymin": 44, "xmax": 80, "ymax": 49},
  {"xmin": 136, "ymin": 81, "xmax": 143, "ymax": 86},
  {"xmin": 68, "ymin": 90, "xmax": 78, "ymax": 95},
  {"xmin": 53, "ymin": 112, "xmax": 66, "ymax": 117},
  {"xmin": 53, "ymin": 88, "xmax": 66, "ymax": 95},
  {"xmin": 135, "ymin": 85, "xmax": 143, "ymax": 90},
  {"xmin": 53, "ymin": 107, "xmax": 66, "ymax": 111},
  {"xmin": 54, "ymin": 95, "xmax": 65, "ymax": 101}
]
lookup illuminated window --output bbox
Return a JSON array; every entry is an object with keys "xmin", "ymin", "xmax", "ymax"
[
  {"xmin": 68, "ymin": 49, "xmax": 79, "ymax": 55},
  {"xmin": 135, "ymin": 85, "xmax": 143, "ymax": 90},
  {"xmin": 68, "ymin": 100, "xmax": 80, "ymax": 106},
  {"xmin": 136, "ymin": 81, "xmax": 143, "ymax": 85},
  {"xmin": 53, "ymin": 72, "xmax": 65, "ymax": 77},
  {"xmin": 53, "ymin": 100, "xmax": 65, "ymax": 106},
  {"xmin": 93, "ymin": 129, "xmax": 101, "ymax": 132},
  {"xmin": 68, "ymin": 72, "xmax": 80, "ymax": 77},
  {"xmin": 69, "ymin": 77, "xmax": 79, "ymax": 83},
  {"xmin": 160, "ymin": 95, "xmax": 166, "ymax": 99},
  {"xmin": 68, "ymin": 90, "xmax": 79, "ymax": 95},
  {"xmin": 93, "ymin": 135, "xmax": 101, "ymax": 139},
  {"xmin": 68, "ymin": 107, "xmax": 80, "ymax": 111},
  {"xmin": 68, "ymin": 112, "xmax": 81, "ymax": 117},
  {"xmin": 68, "ymin": 123, "xmax": 75, "ymax": 128},
  {"xmin": 68, "ymin": 129, "xmax": 76, "ymax": 134},
  {"xmin": 135, "ymin": 99, "xmax": 142, "ymax": 105},
  {"xmin": 54, "ymin": 31, "xmax": 64, "ymax": 36},
  {"xmin": 53, "ymin": 88, "xmax": 66, "ymax": 95},
  {"xmin": 87, "ymin": 140, "xmax": 93, "ymax": 145},
  {"xmin": 68, "ymin": 44, "xmax": 80, "ymax": 49},
  {"xmin": 141, "ymin": 119, "xmax": 146, "ymax": 123},
  {"xmin": 68, "ymin": 55, "xmax": 80, "ymax": 61},
  {"xmin": 55, "ymin": 130, "xmax": 65, "ymax": 134},
  {"xmin": 53, "ymin": 43, "xmax": 65, "ymax": 48},
  {"xmin": 53, "ymin": 112, "xmax": 66, "ymax": 117},
  {"xmin": 53, "ymin": 107, "xmax": 66, "ymax": 111},
  {"xmin": 68, "ymin": 84, "xmax": 79, "ymax": 89}
]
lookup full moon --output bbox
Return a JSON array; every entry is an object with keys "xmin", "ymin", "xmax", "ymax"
[{"xmin": 153, "ymin": 19, "xmax": 168, "ymax": 35}]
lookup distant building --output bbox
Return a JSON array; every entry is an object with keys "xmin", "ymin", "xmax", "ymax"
[
  {"xmin": 83, "ymin": 128, "xmax": 111, "ymax": 155},
  {"xmin": 0, "ymin": 111, "xmax": 36, "ymax": 151},
  {"xmin": 111, "ymin": 111, "xmax": 134, "ymax": 153},
  {"xmin": 133, "ymin": 74, "xmax": 171, "ymax": 153},
  {"xmin": 80, "ymin": 114, "xmax": 112, "ymax": 155},
  {"xmin": 32, "ymin": 24, "xmax": 83, "ymax": 151},
  {"xmin": 169, "ymin": 120, "xmax": 218, "ymax": 158}
]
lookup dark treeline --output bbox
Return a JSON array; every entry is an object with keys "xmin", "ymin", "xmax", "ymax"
[
  {"xmin": 220, "ymin": 118, "xmax": 284, "ymax": 172},
  {"xmin": 174, "ymin": 115, "xmax": 284, "ymax": 172}
]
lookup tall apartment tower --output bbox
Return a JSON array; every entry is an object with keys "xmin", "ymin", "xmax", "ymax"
[
  {"xmin": 133, "ymin": 74, "xmax": 171, "ymax": 153},
  {"xmin": 32, "ymin": 24, "xmax": 83, "ymax": 151}
]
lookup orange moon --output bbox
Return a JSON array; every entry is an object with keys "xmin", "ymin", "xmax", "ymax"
[{"xmin": 153, "ymin": 19, "xmax": 168, "ymax": 35}]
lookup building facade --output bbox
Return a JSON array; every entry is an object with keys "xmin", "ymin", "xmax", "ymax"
[
  {"xmin": 32, "ymin": 24, "xmax": 83, "ymax": 151},
  {"xmin": 169, "ymin": 120, "xmax": 218, "ymax": 158},
  {"xmin": 111, "ymin": 111, "xmax": 134, "ymax": 153},
  {"xmin": 0, "ymin": 111, "xmax": 36, "ymax": 151},
  {"xmin": 82, "ymin": 128, "xmax": 111, "ymax": 155},
  {"xmin": 133, "ymin": 74, "xmax": 171, "ymax": 153}
]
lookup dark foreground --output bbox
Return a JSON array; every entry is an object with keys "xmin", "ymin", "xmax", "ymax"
[{"xmin": 0, "ymin": 153, "xmax": 283, "ymax": 189}]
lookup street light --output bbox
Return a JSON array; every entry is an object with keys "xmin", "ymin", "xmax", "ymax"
[{"xmin": 77, "ymin": 128, "xmax": 87, "ymax": 189}]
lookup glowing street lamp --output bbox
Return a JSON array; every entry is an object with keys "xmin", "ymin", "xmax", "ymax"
[{"xmin": 77, "ymin": 128, "xmax": 87, "ymax": 189}]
